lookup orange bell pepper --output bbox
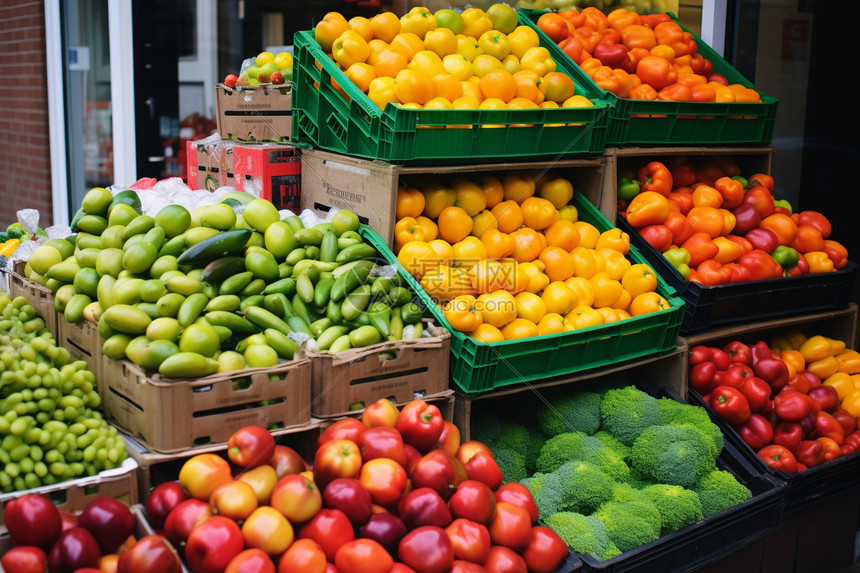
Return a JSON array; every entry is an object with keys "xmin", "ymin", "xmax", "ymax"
[
  {"xmin": 629, "ymin": 83, "xmax": 658, "ymax": 100},
  {"xmin": 681, "ymin": 232, "xmax": 720, "ymax": 268},
  {"xmin": 664, "ymin": 211, "xmax": 694, "ymax": 245},
  {"xmin": 620, "ymin": 25, "xmax": 656, "ymax": 50},
  {"xmin": 690, "ymin": 84, "xmax": 717, "ymax": 102},
  {"xmin": 607, "ymin": 8, "xmax": 640, "ymax": 32},
  {"xmin": 624, "ymin": 191, "xmax": 671, "ymax": 228},
  {"xmin": 804, "ymin": 251, "xmax": 835, "ymax": 273},
  {"xmin": 710, "ymin": 82, "xmax": 736, "ymax": 102},
  {"xmin": 712, "ymin": 236, "xmax": 745, "ymax": 264},
  {"xmin": 636, "ymin": 56, "xmax": 677, "ymax": 91},
  {"xmin": 591, "ymin": 65, "xmax": 623, "ymax": 95},
  {"xmin": 579, "ymin": 57, "xmax": 603, "ymax": 76},
  {"xmin": 579, "ymin": 7, "xmax": 608, "ymax": 31},
  {"xmin": 638, "ymin": 162, "xmax": 673, "ymax": 196},
  {"xmin": 696, "ymin": 259, "xmax": 732, "ymax": 286},
  {"xmin": 822, "ymin": 239, "xmax": 849, "ymax": 269},
  {"xmin": 714, "ymin": 176, "xmax": 745, "ymax": 209},
  {"xmin": 724, "ymin": 234, "xmax": 753, "ymax": 254},
  {"xmin": 676, "ymin": 73, "xmax": 706, "ymax": 87},
  {"xmin": 837, "ymin": 349, "xmax": 860, "ymax": 374},
  {"xmin": 729, "ymin": 84, "xmax": 761, "ymax": 103},
  {"xmin": 640, "ymin": 13, "xmax": 672, "ymax": 28},
  {"xmin": 668, "ymin": 187, "xmax": 694, "ymax": 214},
  {"xmin": 658, "ymin": 83, "xmax": 693, "ymax": 101}
]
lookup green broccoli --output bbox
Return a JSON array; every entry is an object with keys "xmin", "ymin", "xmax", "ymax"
[
  {"xmin": 525, "ymin": 427, "xmax": 548, "ymax": 473},
  {"xmin": 657, "ymin": 397, "xmax": 724, "ymax": 458},
  {"xmin": 602, "ymin": 484, "xmax": 663, "ymax": 529},
  {"xmin": 692, "ymin": 469, "xmax": 753, "ymax": 518},
  {"xmin": 599, "ymin": 386, "xmax": 661, "ymax": 446},
  {"xmin": 534, "ymin": 431, "xmax": 589, "ymax": 473},
  {"xmin": 535, "ymin": 390, "xmax": 602, "ymax": 436},
  {"xmin": 578, "ymin": 442, "xmax": 631, "ymax": 482},
  {"xmin": 555, "ymin": 460, "xmax": 613, "ymax": 514},
  {"xmin": 592, "ymin": 500, "xmax": 661, "ymax": 553},
  {"xmin": 641, "ymin": 484, "xmax": 704, "ymax": 535},
  {"xmin": 544, "ymin": 512, "xmax": 610, "ymax": 558},
  {"xmin": 602, "ymin": 541, "xmax": 622, "ymax": 560},
  {"xmin": 521, "ymin": 472, "xmax": 563, "ymax": 518},
  {"xmin": 592, "ymin": 430, "xmax": 631, "ymax": 461},
  {"xmin": 471, "ymin": 407, "xmax": 502, "ymax": 445},
  {"xmin": 490, "ymin": 445, "xmax": 528, "ymax": 484},
  {"xmin": 495, "ymin": 422, "xmax": 530, "ymax": 451},
  {"xmin": 630, "ymin": 424, "xmax": 718, "ymax": 488}
]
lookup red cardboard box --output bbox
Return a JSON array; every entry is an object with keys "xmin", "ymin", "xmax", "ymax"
[
  {"xmin": 233, "ymin": 144, "xmax": 301, "ymax": 213},
  {"xmin": 185, "ymin": 136, "xmax": 235, "ymax": 191}
]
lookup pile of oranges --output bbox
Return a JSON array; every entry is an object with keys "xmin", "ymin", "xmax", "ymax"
[
  {"xmin": 313, "ymin": 4, "xmax": 594, "ymax": 111},
  {"xmin": 392, "ymin": 170, "xmax": 671, "ymax": 342}
]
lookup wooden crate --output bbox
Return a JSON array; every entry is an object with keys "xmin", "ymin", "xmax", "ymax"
[
  {"xmin": 105, "ymin": 357, "xmax": 313, "ymax": 454},
  {"xmin": 306, "ymin": 322, "xmax": 451, "ymax": 418}
]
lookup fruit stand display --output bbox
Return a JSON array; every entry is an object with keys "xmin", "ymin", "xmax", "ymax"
[{"xmin": 4, "ymin": 3, "xmax": 860, "ymax": 573}]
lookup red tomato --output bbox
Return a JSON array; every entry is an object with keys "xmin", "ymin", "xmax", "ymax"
[
  {"xmin": 0, "ymin": 546, "xmax": 47, "ymax": 573},
  {"xmin": 521, "ymin": 526, "xmax": 570, "ymax": 573},
  {"xmin": 277, "ymin": 538, "xmax": 327, "ymax": 573},
  {"xmin": 47, "ymin": 527, "xmax": 101, "ymax": 573},
  {"xmin": 398, "ymin": 487, "xmax": 454, "ymax": 530},
  {"xmin": 225, "ymin": 548, "xmax": 276, "ymax": 573},
  {"xmin": 410, "ymin": 449, "xmax": 468, "ymax": 501},
  {"xmin": 451, "ymin": 561, "xmax": 489, "ymax": 573},
  {"xmin": 448, "ymin": 479, "xmax": 497, "ymax": 525},
  {"xmin": 398, "ymin": 526, "xmax": 455, "ymax": 573},
  {"xmin": 117, "ymin": 534, "xmax": 182, "ymax": 573},
  {"xmin": 396, "ymin": 399, "xmax": 445, "ymax": 453},
  {"xmin": 299, "ymin": 508, "xmax": 356, "ymax": 562},
  {"xmin": 313, "ymin": 439, "xmax": 363, "ymax": 489},
  {"xmin": 358, "ymin": 426, "xmax": 408, "ymax": 467},
  {"xmin": 483, "ymin": 545, "xmax": 528, "ymax": 573},
  {"xmin": 77, "ymin": 496, "xmax": 136, "ymax": 555},
  {"xmin": 445, "ymin": 518, "xmax": 492, "ymax": 564},
  {"xmin": 318, "ymin": 418, "xmax": 366, "ymax": 447},
  {"xmin": 4, "ymin": 493, "xmax": 62, "ymax": 550},
  {"xmin": 228, "ymin": 425, "xmax": 276, "ymax": 468},
  {"xmin": 270, "ymin": 473, "xmax": 322, "ymax": 523},
  {"xmin": 185, "ymin": 516, "xmax": 244, "ymax": 573},
  {"xmin": 178, "ymin": 453, "xmax": 233, "ymax": 501},
  {"xmin": 361, "ymin": 398, "xmax": 400, "ymax": 428},
  {"xmin": 163, "ymin": 499, "xmax": 212, "ymax": 546},
  {"xmin": 144, "ymin": 481, "xmax": 187, "ymax": 529},
  {"xmin": 334, "ymin": 539, "xmax": 394, "ymax": 573},
  {"xmin": 463, "ymin": 451, "xmax": 504, "ymax": 490},
  {"xmin": 359, "ymin": 458, "xmax": 409, "ymax": 507},
  {"xmin": 489, "ymin": 501, "xmax": 533, "ymax": 551},
  {"xmin": 270, "ymin": 444, "xmax": 309, "ymax": 478},
  {"xmin": 323, "ymin": 477, "xmax": 374, "ymax": 527},
  {"xmin": 493, "ymin": 483, "xmax": 538, "ymax": 523}
]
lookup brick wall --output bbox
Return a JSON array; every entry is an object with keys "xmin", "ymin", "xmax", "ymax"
[{"xmin": 0, "ymin": 1, "xmax": 52, "ymax": 229}]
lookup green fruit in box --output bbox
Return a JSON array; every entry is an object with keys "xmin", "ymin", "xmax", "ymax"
[
  {"xmin": 138, "ymin": 339, "xmax": 180, "ymax": 370},
  {"xmin": 140, "ymin": 279, "xmax": 167, "ymax": 303},
  {"xmin": 242, "ymin": 199, "xmax": 280, "ymax": 233},
  {"xmin": 155, "ymin": 204, "xmax": 192, "ymax": 238},
  {"xmin": 44, "ymin": 238, "xmax": 75, "ymax": 260},
  {"xmin": 112, "ymin": 278, "xmax": 145, "ymax": 305},
  {"xmin": 198, "ymin": 203, "xmax": 237, "ymax": 231},
  {"xmin": 158, "ymin": 352, "xmax": 218, "ymax": 378},
  {"xmin": 123, "ymin": 243, "xmax": 158, "ymax": 275},
  {"xmin": 217, "ymin": 351, "xmax": 246, "ymax": 373},
  {"xmin": 108, "ymin": 189, "xmax": 142, "ymax": 216},
  {"xmin": 146, "ymin": 316, "xmax": 183, "ymax": 341},
  {"xmin": 81, "ymin": 187, "xmax": 114, "ymax": 216},
  {"xmin": 75, "ymin": 248, "xmax": 100, "ymax": 269},
  {"xmin": 102, "ymin": 333, "xmax": 132, "ymax": 360},
  {"xmin": 151, "ymin": 255, "xmax": 179, "ymax": 279},
  {"xmin": 73, "ymin": 267, "xmax": 100, "ymax": 299},
  {"xmin": 95, "ymin": 248, "xmax": 123, "ymax": 278},
  {"xmin": 76, "ymin": 215, "xmax": 108, "ymax": 235},
  {"xmin": 264, "ymin": 222, "xmax": 297, "ymax": 259},
  {"xmin": 122, "ymin": 215, "xmax": 155, "ymax": 241},
  {"xmin": 221, "ymin": 191, "xmax": 255, "ymax": 206},
  {"xmin": 28, "ymin": 244, "xmax": 64, "ymax": 276},
  {"xmin": 183, "ymin": 227, "xmax": 220, "ymax": 247},
  {"xmin": 124, "ymin": 335, "xmax": 151, "ymax": 365},
  {"xmin": 101, "ymin": 304, "xmax": 152, "ymax": 334},
  {"xmin": 244, "ymin": 343, "xmax": 278, "ymax": 368}
]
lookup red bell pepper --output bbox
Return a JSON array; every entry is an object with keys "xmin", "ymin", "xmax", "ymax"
[
  {"xmin": 711, "ymin": 386, "xmax": 752, "ymax": 425},
  {"xmin": 734, "ymin": 413, "xmax": 774, "ymax": 450},
  {"xmin": 831, "ymin": 408, "xmax": 857, "ymax": 436},
  {"xmin": 689, "ymin": 345, "xmax": 713, "ymax": 365},
  {"xmin": 723, "ymin": 341, "xmax": 752, "ymax": 365},
  {"xmin": 757, "ymin": 444, "xmax": 799, "ymax": 473},
  {"xmin": 689, "ymin": 361, "xmax": 717, "ymax": 395},
  {"xmin": 713, "ymin": 363, "xmax": 752, "ymax": 389},
  {"xmin": 738, "ymin": 249, "xmax": 782, "ymax": 281},
  {"xmin": 738, "ymin": 375, "xmax": 772, "ymax": 413},
  {"xmin": 667, "ymin": 156, "xmax": 697, "ymax": 187},
  {"xmin": 774, "ymin": 389, "xmax": 811, "ymax": 422},
  {"xmin": 753, "ymin": 357, "xmax": 790, "ymax": 390},
  {"xmin": 637, "ymin": 162, "xmax": 673, "ymax": 196},
  {"xmin": 772, "ymin": 422, "xmax": 803, "ymax": 454},
  {"xmin": 844, "ymin": 430, "xmax": 860, "ymax": 451},
  {"xmin": 795, "ymin": 439, "xmax": 826, "ymax": 468},
  {"xmin": 749, "ymin": 340, "xmax": 776, "ymax": 365},
  {"xmin": 816, "ymin": 411, "xmax": 845, "ymax": 444}
]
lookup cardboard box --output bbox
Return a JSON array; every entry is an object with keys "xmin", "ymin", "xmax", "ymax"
[
  {"xmin": 300, "ymin": 148, "xmax": 607, "ymax": 247},
  {"xmin": 105, "ymin": 357, "xmax": 313, "ymax": 453},
  {"xmin": 8, "ymin": 259, "xmax": 57, "ymax": 339},
  {"xmin": 601, "ymin": 146, "xmax": 775, "ymax": 222},
  {"xmin": 234, "ymin": 144, "xmax": 301, "ymax": 212},
  {"xmin": 56, "ymin": 314, "xmax": 103, "ymax": 391},
  {"xmin": 307, "ymin": 322, "xmax": 451, "ymax": 418},
  {"xmin": 185, "ymin": 136, "xmax": 235, "ymax": 191},
  {"xmin": 215, "ymin": 83, "xmax": 292, "ymax": 142},
  {"xmin": 0, "ymin": 457, "xmax": 138, "ymax": 529}
]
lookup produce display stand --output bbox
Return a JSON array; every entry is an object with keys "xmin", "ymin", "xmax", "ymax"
[{"xmin": 7, "ymin": 259, "xmax": 58, "ymax": 339}]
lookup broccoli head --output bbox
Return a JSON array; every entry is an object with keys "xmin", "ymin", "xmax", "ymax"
[
  {"xmin": 641, "ymin": 483, "xmax": 704, "ymax": 535},
  {"xmin": 555, "ymin": 460, "xmax": 614, "ymax": 515},
  {"xmin": 544, "ymin": 511, "xmax": 610, "ymax": 558},
  {"xmin": 658, "ymin": 397, "xmax": 724, "ymax": 458},
  {"xmin": 525, "ymin": 427, "xmax": 548, "ymax": 473},
  {"xmin": 521, "ymin": 472, "xmax": 563, "ymax": 519},
  {"xmin": 470, "ymin": 407, "xmax": 502, "ymax": 445},
  {"xmin": 693, "ymin": 469, "xmax": 753, "ymax": 518},
  {"xmin": 535, "ymin": 390, "xmax": 602, "ymax": 436},
  {"xmin": 630, "ymin": 424, "xmax": 718, "ymax": 488},
  {"xmin": 601, "ymin": 541, "xmax": 622, "ymax": 561},
  {"xmin": 592, "ymin": 499, "xmax": 661, "ymax": 553},
  {"xmin": 592, "ymin": 430, "xmax": 631, "ymax": 461},
  {"xmin": 578, "ymin": 442, "xmax": 631, "ymax": 482},
  {"xmin": 534, "ymin": 431, "xmax": 589, "ymax": 473},
  {"xmin": 490, "ymin": 445, "xmax": 528, "ymax": 484},
  {"xmin": 495, "ymin": 422, "xmax": 530, "ymax": 451},
  {"xmin": 599, "ymin": 386, "xmax": 661, "ymax": 446}
]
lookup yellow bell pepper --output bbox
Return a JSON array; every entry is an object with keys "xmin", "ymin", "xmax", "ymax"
[
  {"xmin": 519, "ymin": 47, "xmax": 556, "ymax": 76},
  {"xmin": 460, "ymin": 8, "xmax": 493, "ymax": 40},
  {"xmin": 331, "ymin": 30, "xmax": 370, "ymax": 69},
  {"xmin": 824, "ymin": 372, "xmax": 855, "ymax": 401},
  {"xmin": 367, "ymin": 77, "xmax": 398, "ymax": 110},
  {"xmin": 841, "ymin": 389, "xmax": 860, "ymax": 417},
  {"xmin": 400, "ymin": 7, "xmax": 436, "ymax": 40},
  {"xmin": 837, "ymin": 349, "xmax": 860, "ymax": 374}
]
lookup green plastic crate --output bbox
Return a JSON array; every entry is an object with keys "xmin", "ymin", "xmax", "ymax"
[
  {"xmin": 291, "ymin": 29, "xmax": 611, "ymax": 164},
  {"xmin": 363, "ymin": 193, "xmax": 685, "ymax": 394},
  {"xmin": 519, "ymin": 10, "xmax": 778, "ymax": 147}
]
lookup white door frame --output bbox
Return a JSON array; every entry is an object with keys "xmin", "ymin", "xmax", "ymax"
[{"xmin": 45, "ymin": 0, "xmax": 138, "ymax": 226}]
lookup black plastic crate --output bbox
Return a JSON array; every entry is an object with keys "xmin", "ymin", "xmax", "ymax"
[
  {"xmin": 687, "ymin": 389, "xmax": 860, "ymax": 514},
  {"xmin": 616, "ymin": 216, "xmax": 857, "ymax": 334}
]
